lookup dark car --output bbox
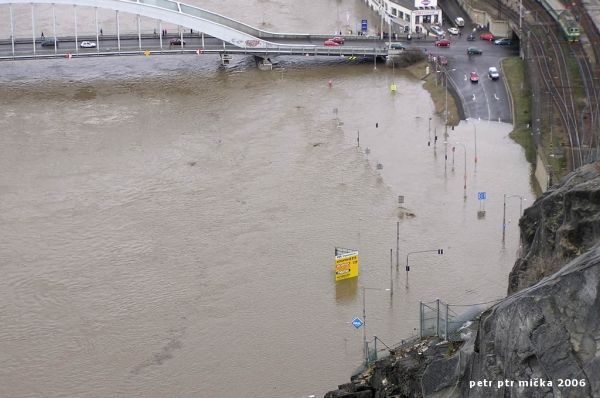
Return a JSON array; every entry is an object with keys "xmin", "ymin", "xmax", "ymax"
[
  {"xmin": 467, "ymin": 33, "xmax": 475, "ymax": 41},
  {"xmin": 40, "ymin": 38, "xmax": 58, "ymax": 47},
  {"xmin": 467, "ymin": 47, "xmax": 482, "ymax": 55},
  {"xmin": 169, "ymin": 38, "xmax": 186, "ymax": 46},
  {"xmin": 494, "ymin": 38, "xmax": 513, "ymax": 45},
  {"xmin": 390, "ymin": 42, "xmax": 405, "ymax": 50},
  {"xmin": 435, "ymin": 39, "xmax": 451, "ymax": 47}
]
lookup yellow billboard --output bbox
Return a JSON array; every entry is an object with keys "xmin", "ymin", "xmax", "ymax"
[{"xmin": 335, "ymin": 251, "xmax": 359, "ymax": 282}]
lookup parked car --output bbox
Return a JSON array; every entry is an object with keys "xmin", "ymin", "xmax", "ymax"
[
  {"xmin": 169, "ymin": 38, "xmax": 185, "ymax": 45},
  {"xmin": 429, "ymin": 25, "xmax": 445, "ymax": 36},
  {"xmin": 480, "ymin": 33, "xmax": 495, "ymax": 41},
  {"xmin": 467, "ymin": 47, "xmax": 482, "ymax": 55},
  {"xmin": 330, "ymin": 37, "xmax": 345, "ymax": 44},
  {"xmin": 448, "ymin": 27, "xmax": 460, "ymax": 35},
  {"xmin": 488, "ymin": 66, "xmax": 500, "ymax": 80},
  {"xmin": 494, "ymin": 38, "xmax": 513, "ymax": 45},
  {"xmin": 40, "ymin": 38, "xmax": 58, "ymax": 47},
  {"xmin": 324, "ymin": 39, "xmax": 340, "ymax": 46},
  {"xmin": 470, "ymin": 71, "xmax": 479, "ymax": 83},
  {"xmin": 467, "ymin": 33, "xmax": 475, "ymax": 41},
  {"xmin": 435, "ymin": 39, "xmax": 451, "ymax": 47},
  {"xmin": 80, "ymin": 41, "xmax": 96, "ymax": 48},
  {"xmin": 455, "ymin": 17, "xmax": 465, "ymax": 27},
  {"xmin": 390, "ymin": 42, "xmax": 405, "ymax": 50}
]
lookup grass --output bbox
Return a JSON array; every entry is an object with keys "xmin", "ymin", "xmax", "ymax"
[{"xmin": 403, "ymin": 60, "xmax": 460, "ymax": 126}]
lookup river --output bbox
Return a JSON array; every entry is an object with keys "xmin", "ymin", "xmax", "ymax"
[{"xmin": 0, "ymin": 1, "xmax": 534, "ymax": 397}]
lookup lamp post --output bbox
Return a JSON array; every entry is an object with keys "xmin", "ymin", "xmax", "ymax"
[
  {"xmin": 474, "ymin": 124, "xmax": 478, "ymax": 165},
  {"xmin": 361, "ymin": 286, "xmax": 390, "ymax": 363},
  {"xmin": 428, "ymin": 117, "xmax": 432, "ymax": 146},
  {"xmin": 454, "ymin": 142, "xmax": 467, "ymax": 199},
  {"xmin": 437, "ymin": 67, "xmax": 456, "ymax": 173},
  {"xmin": 405, "ymin": 249, "xmax": 444, "ymax": 287},
  {"xmin": 502, "ymin": 194, "xmax": 525, "ymax": 245}
]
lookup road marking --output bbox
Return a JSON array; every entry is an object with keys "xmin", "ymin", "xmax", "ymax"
[
  {"xmin": 464, "ymin": 74, "xmax": 468, "ymax": 81},
  {"xmin": 494, "ymin": 93, "xmax": 499, "ymax": 100},
  {"xmin": 472, "ymin": 94, "xmax": 476, "ymax": 101}
]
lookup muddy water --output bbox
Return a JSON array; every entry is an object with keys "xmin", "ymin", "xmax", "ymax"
[{"xmin": 0, "ymin": 2, "xmax": 533, "ymax": 397}]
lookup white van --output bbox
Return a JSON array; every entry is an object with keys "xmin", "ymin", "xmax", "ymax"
[{"xmin": 455, "ymin": 17, "xmax": 465, "ymax": 27}]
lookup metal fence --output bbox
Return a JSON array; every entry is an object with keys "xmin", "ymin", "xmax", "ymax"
[{"xmin": 419, "ymin": 299, "xmax": 490, "ymax": 341}]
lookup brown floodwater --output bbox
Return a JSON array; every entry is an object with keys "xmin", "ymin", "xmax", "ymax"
[{"xmin": 0, "ymin": 1, "xmax": 534, "ymax": 397}]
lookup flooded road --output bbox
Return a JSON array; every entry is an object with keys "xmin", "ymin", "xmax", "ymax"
[{"xmin": 0, "ymin": 1, "xmax": 534, "ymax": 397}]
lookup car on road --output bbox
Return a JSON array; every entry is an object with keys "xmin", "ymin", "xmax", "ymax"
[
  {"xmin": 494, "ymin": 38, "xmax": 513, "ymax": 45},
  {"xmin": 429, "ymin": 25, "xmax": 445, "ymax": 36},
  {"xmin": 470, "ymin": 71, "xmax": 479, "ymax": 83},
  {"xmin": 467, "ymin": 47, "xmax": 482, "ymax": 55},
  {"xmin": 40, "ymin": 38, "xmax": 58, "ymax": 47},
  {"xmin": 488, "ymin": 66, "xmax": 500, "ymax": 80},
  {"xmin": 467, "ymin": 33, "xmax": 475, "ymax": 41},
  {"xmin": 169, "ymin": 38, "xmax": 185, "ymax": 46},
  {"xmin": 324, "ymin": 39, "xmax": 341, "ymax": 46},
  {"xmin": 435, "ymin": 39, "xmax": 451, "ymax": 47},
  {"xmin": 480, "ymin": 33, "xmax": 495, "ymax": 41},
  {"xmin": 330, "ymin": 37, "xmax": 345, "ymax": 44},
  {"xmin": 390, "ymin": 42, "xmax": 405, "ymax": 50},
  {"xmin": 448, "ymin": 27, "xmax": 460, "ymax": 35},
  {"xmin": 455, "ymin": 17, "xmax": 465, "ymax": 27},
  {"xmin": 80, "ymin": 41, "xmax": 96, "ymax": 48}
]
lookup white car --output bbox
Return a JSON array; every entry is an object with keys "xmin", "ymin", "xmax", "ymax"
[
  {"xmin": 488, "ymin": 67, "xmax": 500, "ymax": 80},
  {"xmin": 80, "ymin": 41, "xmax": 96, "ymax": 48},
  {"xmin": 448, "ymin": 27, "xmax": 459, "ymax": 35}
]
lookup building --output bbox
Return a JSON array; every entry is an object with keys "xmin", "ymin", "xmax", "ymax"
[{"xmin": 362, "ymin": 0, "xmax": 443, "ymax": 34}]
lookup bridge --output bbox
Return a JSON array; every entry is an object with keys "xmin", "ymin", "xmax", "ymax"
[{"xmin": 0, "ymin": 0, "xmax": 389, "ymax": 65}]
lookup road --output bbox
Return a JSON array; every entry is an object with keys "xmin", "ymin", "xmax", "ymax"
[{"xmin": 409, "ymin": 32, "xmax": 519, "ymax": 123}]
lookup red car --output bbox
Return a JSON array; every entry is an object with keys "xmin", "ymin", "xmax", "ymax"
[
  {"xmin": 479, "ymin": 33, "xmax": 495, "ymax": 41},
  {"xmin": 324, "ymin": 39, "xmax": 341, "ymax": 46},
  {"xmin": 330, "ymin": 37, "xmax": 345, "ymax": 44},
  {"xmin": 435, "ymin": 39, "xmax": 451, "ymax": 47},
  {"xmin": 470, "ymin": 71, "xmax": 479, "ymax": 83}
]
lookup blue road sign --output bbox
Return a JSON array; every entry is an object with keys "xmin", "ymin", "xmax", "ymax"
[
  {"xmin": 352, "ymin": 317, "xmax": 364, "ymax": 329},
  {"xmin": 361, "ymin": 19, "xmax": 368, "ymax": 32},
  {"xmin": 478, "ymin": 192, "xmax": 486, "ymax": 200}
]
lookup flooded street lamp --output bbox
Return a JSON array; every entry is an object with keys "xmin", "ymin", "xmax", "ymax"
[
  {"xmin": 454, "ymin": 142, "xmax": 467, "ymax": 199},
  {"xmin": 361, "ymin": 286, "xmax": 390, "ymax": 363},
  {"xmin": 502, "ymin": 194, "xmax": 526, "ymax": 245}
]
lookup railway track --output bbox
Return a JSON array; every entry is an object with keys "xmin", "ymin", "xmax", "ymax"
[{"xmin": 497, "ymin": 0, "xmax": 600, "ymax": 169}]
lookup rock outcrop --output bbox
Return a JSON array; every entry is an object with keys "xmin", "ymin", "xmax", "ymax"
[
  {"xmin": 509, "ymin": 162, "xmax": 600, "ymax": 294},
  {"xmin": 326, "ymin": 162, "xmax": 600, "ymax": 398}
]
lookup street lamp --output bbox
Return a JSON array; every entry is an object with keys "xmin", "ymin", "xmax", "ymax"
[
  {"xmin": 405, "ymin": 249, "xmax": 444, "ymax": 287},
  {"xmin": 502, "ymin": 194, "xmax": 526, "ymax": 245},
  {"xmin": 361, "ymin": 286, "xmax": 390, "ymax": 363},
  {"xmin": 454, "ymin": 142, "xmax": 467, "ymax": 199},
  {"xmin": 437, "ymin": 67, "xmax": 456, "ymax": 173},
  {"xmin": 474, "ymin": 124, "xmax": 478, "ymax": 166},
  {"xmin": 428, "ymin": 117, "xmax": 432, "ymax": 146}
]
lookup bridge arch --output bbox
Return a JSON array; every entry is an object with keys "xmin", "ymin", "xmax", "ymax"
[{"xmin": 2, "ymin": 0, "xmax": 315, "ymax": 49}]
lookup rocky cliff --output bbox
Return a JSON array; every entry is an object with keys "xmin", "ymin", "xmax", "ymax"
[
  {"xmin": 508, "ymin": 162, "xmax": 600, "ymax": 294},
  {"xmin": 325, "ymin": 162, "xmax": 600, "ymax": 398}
]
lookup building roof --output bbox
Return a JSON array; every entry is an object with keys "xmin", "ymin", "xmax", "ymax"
[{"xmin": 389, "ymin": 0, "xmax": 439, "ymax": 12}]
